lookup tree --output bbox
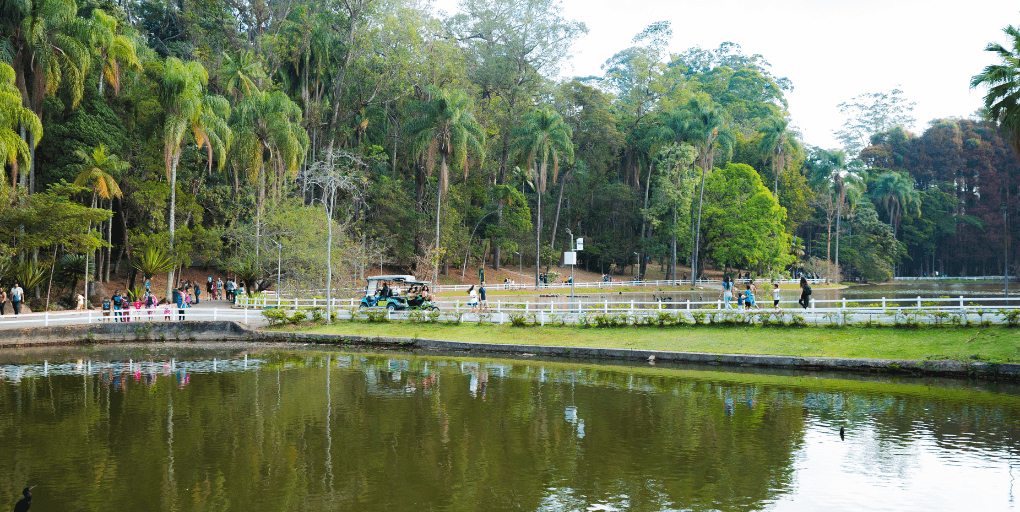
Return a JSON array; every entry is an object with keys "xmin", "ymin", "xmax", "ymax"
[
  {"xmin": 666, "ymin": 97, "xmax": 733, "ymax": 283},
  {"xmin": 510, "ymin": 106, "xmax": 574, "ymax": 288},
  {"xmin": 834, "ymin": 88, "xmax": 916, "ymax": 158},
  {"xmin": 871, "ymin": 171, "xmax": 920, "ymax": 238},
  {"xmin": 0, "ymin": 62, "xmax": 41, "ymax": 188},
  {"xmin": 220, "ymin": 51, "xmax": 265, "ymax": 101},
  {"xmin": 972, "ymin": 24, "xmax": 1020, "ymax": 156},
  {"xmin": 806, "ymin": 148, "xmax": 861, "ymax": 279},
  {"xmin": 231, "ymin": 89, "xmax": 308, "ymax": 247},
  {"xmin": 155, "ymin": 57, "xmax": 231, "ymax": 300},
  {"xmin": 73, "ymin": 143, "xmax": 125, "ymax": 296},
  {"xmin": 405, "ymin": 87, "xmax": 484, "ymax": 276},
  {"xmin": 758, "ymin": 116, "xmax": 795, "ymax": 195},
  {"xmin": 645, "ymin": 143, "xmax": 698, "ymax": 282},
  {"xmin": 702, "ymin": 163, "xmax": 793, "ymax": 273},
  {"xmin": 90, "ymin": 9, "xmax": 141, "ymax": 95},
  {"xmin": 4, "ymin": 0, "xmax": 97, "ymax": 191}
]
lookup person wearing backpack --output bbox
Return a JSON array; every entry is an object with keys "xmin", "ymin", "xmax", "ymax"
[
  {"xmin": 798, "ymin": 277, "xmax": 812, "ymax": 309},
  {"xmin": 101, "ymin": 297, "xmax": 112, "ymax": 322},
  {"xmin": 112, "ymin": 291, "xmax": 123, "ymax": 321}
]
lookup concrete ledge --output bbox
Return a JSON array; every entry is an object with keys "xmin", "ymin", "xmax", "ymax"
[
  {"xmin": 251, "ymin": 330, "xmax": 1020, "ymax": 381},
  {"xmin": 0, "ymin": 321, "xmax": 252, "ymax": 348}
]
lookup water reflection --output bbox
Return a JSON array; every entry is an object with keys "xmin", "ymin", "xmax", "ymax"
[{"xmin": 0, "ymin": 345, "xmax": 1017, "ymax": 511}]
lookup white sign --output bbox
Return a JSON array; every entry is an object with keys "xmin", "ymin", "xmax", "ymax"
[
  {"xmin": 564, "ymin": 251, "xmax": 577, "ymax": 265},
  {"xmin": 576, "ymin": 238, "xmax": 584, "ymax": 251}
]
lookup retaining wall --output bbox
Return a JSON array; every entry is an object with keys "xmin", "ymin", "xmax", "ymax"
[{"xmin": 0, "ymin": 321, "xmax": 251, "ymax": 348}]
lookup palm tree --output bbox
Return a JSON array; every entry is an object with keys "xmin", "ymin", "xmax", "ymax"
[
  {"xmin": 130, "ymin": 246, "xmax": 175, "ymax": 287},
  {"xmin": 231, "ymin": 89, "xmax": 308, "ymax": 251},
  {"xmin": 971, "ymin": 25, "xmax": 1020, "ymax": 155},
  {"xmin": 405, "ymin": 87, "xmax": 485, "ymax": 277},
  {"xmin": 73, "ymin": 143, "xmax": 125, "ymax": 296},
  {"xmin": 510, "ymin": 107, "xmax": 574, "ymax": 289},
  {"xmin": 758, "ymin": 116, "xmax": 796, "ymax": 195},
  {"xmin": 0, "ymin": 62, "xmax": 41, "ymax": 189},
  {"xmin": 90, "ymin": 9, "xmax": 140, "ymax": 95},
  {"xmin": 220, "ymin": 51, "xmax": 265, "ymax": 102},
  {"xmin": 156, "ymin": 57, "xmax": 231, "ymax": 299},
  {"xmin": 808, "ymin": 149, "xmax": 861, "ymax": 279},
  {"xmin": 667, "ymin": 98, "xmax": 733, "ymax": 285},
  {"xmin": 4, "ymin": 0, "xmax": 96, "ymax": 191},
  {"xmin": 871, "ymin": 171, "xmax": 920, "ymax": 238}
]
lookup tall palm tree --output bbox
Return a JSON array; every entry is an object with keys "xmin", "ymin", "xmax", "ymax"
[
  {"xmin": 510, "ymin": 107, "xmax": 574, "ymax": 289},
  {"xmin": 808, "ymin": 149, "xmax": 861, "ymax": 278},
  {"xmin": 971, "ymin": 25, "xmax": 1020, "ymax": 155},
  {"xmin": 667, "ymin": 98, "xmax": 733, "ymax": 285},
  {"xmin": 405, "ymin": 87, "xmax": 485, "ymax": 276},
  {"xmin": 90, "ymin": 9, "xmax": 140, "ymax": 95},
  {"xmin": 231, "ymin": 89, "xmax": 308, "ymax": 250},
  {"xmin": 0, "ymin": 62, "xmax": 41, "ymax": 189},
  {"xmin": 156, "ymin": 57, "xmax": 231, "ymax": 299},
  {"xmin": 221, "ymin": 51, "xmax": 265, "ymax": 102},
  {"xmin": 4, "ymin": 0, "xmax": 96, "ymax": 191},
  {"xmin": 871, "ymin": 171, "xmax": 920, "ymax": 238},
  {"xmin": 73, "ymin": 143, "xmax": 125, "ymax": 296},
  {"xmin": 758, "ymin": 116, "xmax": 796, "ymax": 195}
]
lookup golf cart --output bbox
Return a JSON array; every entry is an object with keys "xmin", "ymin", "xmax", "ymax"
[{"xmin": 359, "ymin": 275, "xmax": 439, "ymax": 311}]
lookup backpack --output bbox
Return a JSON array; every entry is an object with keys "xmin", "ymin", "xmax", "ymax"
[{"xmin": 804, "ymin": 285, "xmax": 812, "ymax": 296}]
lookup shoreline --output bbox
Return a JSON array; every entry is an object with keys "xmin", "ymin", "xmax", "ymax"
[{"xmin": 1, "ymin": 321, "xmax": 1019, "ymax": 381}]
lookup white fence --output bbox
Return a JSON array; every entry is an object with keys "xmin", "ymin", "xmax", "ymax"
[
  {"xmin": 893, "ymin": 275, "xmax": 1008, "ymax": 281},
  {"xmin": 4, "ymin": 294, "xmax": 1017, "ymax": 331},
  {"xmin": 238, "ymin": 293, "xmax": 1015, "ymax": 312},
  {"xmin": 430, "ymin": 277, "xmax": 827, "ymax": 293},
  {"xmin": 0, "ymin": 307, "xmax": 263, "ymax": 330}
]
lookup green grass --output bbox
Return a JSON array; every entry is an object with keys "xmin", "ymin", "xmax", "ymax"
[{"xmin": 277, "ymin": 322, "xmax": 1020, "ymax": 363}]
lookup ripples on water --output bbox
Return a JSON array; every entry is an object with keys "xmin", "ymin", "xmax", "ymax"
[{"xmin": 0, "ymin": 343, "xmax": 1017, "ymax": 511}]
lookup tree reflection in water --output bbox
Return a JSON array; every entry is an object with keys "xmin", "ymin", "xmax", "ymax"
[{"xmin": 0, "ymin": 344, "xmax": 1017, "ymax": 511}]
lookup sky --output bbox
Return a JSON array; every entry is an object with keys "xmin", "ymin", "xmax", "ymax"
[{"xmin": 432, "ymin": 0, "xmax": 1018, "ymax": 149}]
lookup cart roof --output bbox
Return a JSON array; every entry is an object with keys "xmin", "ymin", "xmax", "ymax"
[{"xmin": 366, "ymin": 275, "xmax": 418, "ymax": 282}]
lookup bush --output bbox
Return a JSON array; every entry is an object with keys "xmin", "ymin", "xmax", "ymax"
[
  {"xmin": 262, "ymin": 308, "xmax": 287, "ymax": 326},
  {"xmin": 365, "ymin": 310, "xmax": 389, "ymax": 323},
  {"xmin": 288, "ymin": 311, "xmax": 307, "ymax": 324},
  {"xmin": 1000, "ymin": 308, "xmax": 1020, "ymax": 327}
]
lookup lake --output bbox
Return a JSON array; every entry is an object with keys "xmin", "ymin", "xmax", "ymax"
[{"xmin": 1, "ymin": 343, "xmax": 1017, "ymax": 511}]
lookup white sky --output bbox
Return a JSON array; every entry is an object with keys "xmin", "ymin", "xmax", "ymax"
[{"xmin": 432, "ymin": 0, "xmax": 1019, "ymax": 149}]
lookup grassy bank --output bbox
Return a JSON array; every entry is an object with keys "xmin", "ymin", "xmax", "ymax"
[{"xmin": 278, "ymin": 322, "xmax": 1020, "ymax": 363}]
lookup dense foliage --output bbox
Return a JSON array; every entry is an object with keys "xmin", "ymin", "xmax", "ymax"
[{"xmin": 2, "ymin": 0, "xmax": 1018, "ymax": 306}]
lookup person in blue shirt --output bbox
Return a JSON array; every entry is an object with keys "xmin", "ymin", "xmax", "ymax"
[{"xmin": 112, "ymin": 291, "xmax": 123, "ymax": 321}]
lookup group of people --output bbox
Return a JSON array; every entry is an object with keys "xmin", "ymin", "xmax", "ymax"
[
  {"xmin": 0, "ymin": 282, "xmax": 26, "ymax": 316},
  {"xmin": 101, "ymin": 290, "xmax": 165, "ymax": 322},
  {"xmin": 466, "ymin": 283, "xmax": 488, "ymax": 312},
  {"xmin": 719, "ymin": 276, "xmax": 813, "ymax": 310}
]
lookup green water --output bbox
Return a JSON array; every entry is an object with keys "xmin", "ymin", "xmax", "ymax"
[{"xmin": 1, "ymin": 343, "xmax": 1018, "ymax": 511}]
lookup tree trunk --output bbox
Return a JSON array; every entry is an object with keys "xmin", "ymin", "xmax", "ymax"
[
  {"xmin": 639, "ymin": 159, "xmax": 654, "ymax": 279},
  {"xmin": 165, "ymin": 151, "xmax": 180, "ymax": 301},
  {"xmin": 549, "ymin": 170, "xmax": 568, "ymax": 250},
  {"xmin": 690, "ymin": 165, "xmax": 708, "ymax": 287},
  {"xmin": 534, "ymin": 165, "xmax": 543, "ymax": 290}
]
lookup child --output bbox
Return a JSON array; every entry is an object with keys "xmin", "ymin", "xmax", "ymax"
[
  {"xmin": 102, "ymin": 296, "xmax": 112, "ymax": 322},
  {"xmin": 164, "ymin": 298, "xmax": 172, "ymax": 321},
  {"xmin": 745, "ymin": 285, "xmax": 756, "ymax": 309},
  {"xmin": 772, "ymin": 283, "xmax": 781, "ymax": 309}
]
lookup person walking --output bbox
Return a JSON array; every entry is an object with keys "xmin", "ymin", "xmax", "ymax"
[
  {"xmin": 194, "ymin": 281, "xmax": 202, "ymax": 304},
  {"xmin": 10, "ymin": 282, "xmax": 24, "ymax": 315},
  {"xmin": 479, "ymin": 282, "xmax": 488, "ymax": 312},
  {"xmin": 216, "ymin": 278, "xmax": 224, "ymax": 300},
  {"xmin": 798, "ymin": 277, "xmax": 811, "ymax": 309},
  {"xmin": 0, "ymin": 286, "xmax": 7, "ymax": 316},
  {"xmin": 76, "ymin": 292, "xmax": 85, "ymax": 311},
  {"xmin": 467, "ymin": 285, "xmax": 478, "ymax": 313},
  {"xmin": 772, "ymin": 283, "xmax": 781, "ymax": 309},
  {"xmin": 720, "ymin": 276, "xmax": 732, "ymax": 310}
]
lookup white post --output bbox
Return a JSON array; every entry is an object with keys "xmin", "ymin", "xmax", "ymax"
[
  {"xmin": 526, "ymin": 301, "xmax": 529, "ymax": 313},
  {"xmin": 686, "ymin": 299, "xmax": 690, "ymax": 310},
  {"xmin": 244, "ymin": 308, "xmax": 248, "ymax": 324},
  {"xmin": 540, "ymin": 311, "xmax": 545, "ymax": 326},
  {"xmin": 497, "ymin": 300, "xmax": 500, "ymax": 313},
  {"xmin": 917, "ymin": 295, "xmax": 921, "ymax": 308},
  {"xmin": 959, "ymin": 295, "xmax": 964, "ymax": 309},
  {"xmin": 882, "ymin": 297, "xmax": 886, "ymax": 308},
  {"xmin": 44, "ymin": 312, "xmax": 49, "ymax": 327},
  {"xmin": 842, "ymin": 298, "xmax": 846, "ymax": 309},
  {"xmin": 213, "ymin": 309, "xmax": 217, "ymax": 321},
  {"xmin": 630, "ymin": 300, "xmax": 634, "ymax": 315}
]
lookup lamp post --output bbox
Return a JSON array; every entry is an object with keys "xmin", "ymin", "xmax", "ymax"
[
  {"xmin": 566, "ymin": 228, "xmax": 576, "ymax": 312},
  {"xmin": 515, "ymin": 251, "xmax": 521, "ymax": 290},
  {"xmin": 270, "ymin": 239, "xmax": 282, "ymax": 304},
  {"xmin": 1005, "ymin": 205, "xmax": 1010, "ymax": 299},
  {"xmin": 633, "ymin": 252, "xmax": 638, "ymax": 278}
]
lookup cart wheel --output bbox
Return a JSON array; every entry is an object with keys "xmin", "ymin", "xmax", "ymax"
[
  {"xmin": 386, "ymin": 303, "xmax": 396, "ymax": 310},
  {"xmin": 429, "ymin": 306, "xmax": 439, "ymax": 312}
]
